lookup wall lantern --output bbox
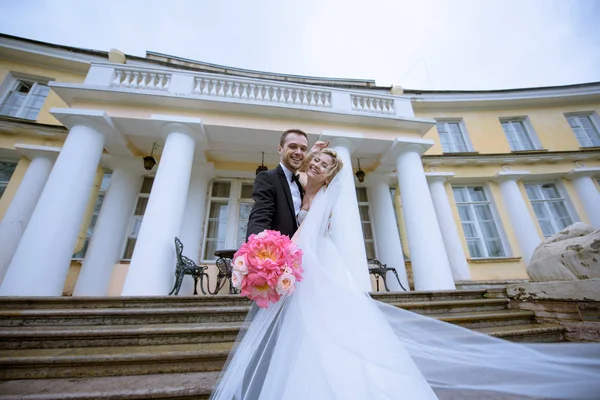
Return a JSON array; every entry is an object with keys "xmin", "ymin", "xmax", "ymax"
[
  {"xmin": 143, "ymin": 142, "xmax": 157, "ymax": 171},
  {"xmin": 355, "ymin": 158, "xmax": 365, "ymax": 183}
]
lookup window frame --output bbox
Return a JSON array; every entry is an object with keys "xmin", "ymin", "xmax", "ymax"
[
  {"xmin": 201, "ymin": 178, "xmax": 255, "ymax": 262},
  {"xmin": 72, "ymin": 170, "xmax": 112, "ymax": 260},
  {"xmin": 499, "ymin": 116, "xmax": 542, "ymax": 151},
  {"xmin": 356, "ymin": 186, "xmax": 377, "ymax": 260},
  {"xmin": 524, "ymin": 181, "xmax": 579, "ymax": 237},
  {"xmin": 452, "ymin": 185, "xmax": 510, "ymax": 259},
  {"xmin": 564, "ymin": 112, "xmax": 600, "ymax": 148},
  {"xmin": 121, "ymin": 175, "xmax": 155, "ymax": 260},
  {"xmin": 0, "ymin": 72, "xmax": 52, "ymax": 120},
  {"xmin": 435, "ymin": 119, "xmax": 474, "ymax": 153},
  {"xmin": 0, "ymin": 160, "xmax": 18, "ymax": 200}
]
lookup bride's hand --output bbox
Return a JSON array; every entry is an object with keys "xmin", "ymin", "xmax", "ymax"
[{"xmin": 310, "ymin": 140, "xmax": 329, "ymax": 153}]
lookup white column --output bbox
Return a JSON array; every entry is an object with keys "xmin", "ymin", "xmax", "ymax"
[
  {"xmin": 426, "ymin": 173, "xmax": 471, "ymax": 281},
  {"xmin": 177, "ymin": 165, "xmax": 212, "ymax": 295},
  {"xmin": 329, "ymin": 138, "xmax": 372, "ymax": 292},
  {"xmin": 495, "ymin": 172, "xmax": 540, "ymax": 264},
  {"xmin": 0, "ymin": 123, "xmax": 107, "ymax": 296},
  {"xmin": 122, "ymin": 125, "xmax": 197, "ymax": 295},
  {"xmin": 0, "ymin": 147, "xmax": 57, "ymax": 284},
  {"xmin": 73, "ymin": 159, "xmax": 143, "ymax": 296},
  {"xmin": 395, "ymin": 145, "xmax": 455, "ymax": 290},
  {"xmin": 365, "ymin": 173, "xmax": 409, "ymax": 291},
  {"xmin": 568, "ymin": 169, "xmax": 600, "ymax": 229}
]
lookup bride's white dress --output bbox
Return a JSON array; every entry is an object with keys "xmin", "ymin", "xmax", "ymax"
[{"xmin": 211, "ymin": 170, "xmax": 600, "ymax": 400}]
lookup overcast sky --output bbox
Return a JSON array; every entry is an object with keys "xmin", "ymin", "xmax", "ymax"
[{"xmin": 1, "ymin": 0, "xmax": 599, "ymax": 90}]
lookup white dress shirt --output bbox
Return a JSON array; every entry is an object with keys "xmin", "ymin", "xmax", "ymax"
[{"xmin": 279, "ymin": 162, "xmax": 302, "ymax": 219}]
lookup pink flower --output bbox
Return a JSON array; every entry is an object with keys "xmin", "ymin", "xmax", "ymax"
[
  {"xmin": 233, "ymin": 229, "xmax": 303, "ymax": 308},
  {"xmin": 276, "ymin": 273, "xmax": 296, "ymax": 296},
  {"xmin": 231, "ymin": 270, "xmax": 244, "ymax": 289},
  {"xmin": 241, "ymin": 272, "xmax": 280, "ymax": 308},
  {"xmin": 233, "ymin": 255, "xmax": 248, "ymax": 275}
]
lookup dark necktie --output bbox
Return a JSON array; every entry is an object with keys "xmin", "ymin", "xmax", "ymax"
[{"xmin": 291, "ymin": 173, "xmax": 304, "ymax": 197}]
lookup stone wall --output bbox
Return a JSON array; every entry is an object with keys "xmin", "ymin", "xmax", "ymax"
[{"xmin": 507, "ymin": 279, "xmax": 600, "ymax": 342}]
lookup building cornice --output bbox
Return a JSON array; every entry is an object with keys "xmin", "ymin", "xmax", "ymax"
[
  {"xmin": 422, "ymin": 149, "xmax": 600, "ymax": 166},
  {"xmin": 408, "ymin": 82, "xmax": 600, "ymax": 111}
]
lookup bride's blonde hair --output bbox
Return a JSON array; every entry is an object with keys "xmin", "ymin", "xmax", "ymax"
[{"xmin": 300, "ymin": 148, "xmax": 344, "ymax": 184}]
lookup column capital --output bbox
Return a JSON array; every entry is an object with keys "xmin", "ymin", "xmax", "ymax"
[
  {"xmin": 425, "ymin": 172, "xmax": 455, "ymax": 183},
  {"xmin": 50, "ymin": 108, "xmax": 118, "ymax": 138},
  {"xmin": 50, "ymin": 108, "xmax": 129, "ymax": 157},
  {"xmin": 380, "ymin": 137, "xmax": 434, "ymax": 165},
  {"xmin": 14, "ymin": 144, "xmax": 60, "ymax": 161},
  {"xmin": 494, "ymin": 171, "xmax": 530, "ymax": 182},
  {"xmin": 567, "ymin": 167, "xmax": 600, "ymax": 179},
  {"xmin": 151, "ymin": 114, "xmax": 207, "ymax": 146}
]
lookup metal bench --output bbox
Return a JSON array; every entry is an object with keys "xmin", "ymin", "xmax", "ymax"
[{"xmin": 367, "ymin": 258, "xmax": 407, "ymax": 292}]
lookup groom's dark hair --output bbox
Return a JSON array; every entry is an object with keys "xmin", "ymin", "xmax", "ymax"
[{"xmin": 280, "ymin": 129, "xmax": 308, "ymax": 147}]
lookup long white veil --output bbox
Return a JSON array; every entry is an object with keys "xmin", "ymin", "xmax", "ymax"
[{"xmin": 211, "ymin": 168, "xmax": 600, "ymax": 400}]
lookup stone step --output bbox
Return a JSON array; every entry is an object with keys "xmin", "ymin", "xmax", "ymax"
[
  {"xmin": 0, "ymin": 308, "xmax": 539, "ymax": 351},
  {"xmin": 0, "ymin": 289, "xmax": 491, "ymax": 311},
  {"xmin": 0, "ymin": 343, "xmax": 233, "ymax": 381},
  {"xmin": 430, "ymin": 310, "xmax": 535, "ymax": 329},
  {"xmin": 0, "ymin": 306, "xmax": 251, "ymax": 327},
  {"xmin": 388, "ymin": 298, "xmax": 509, "ymax": 315},
  {"xmin": 0, "ymin": 371, "xmax": 217, "ymax": 400},
  {"xmin": 0, "ymin": 297, "xmax": 506, "ymax": 328},
  {"xmin": 0, "ymin": 322, "xmax": 242, "ymax": 350},
  {"xmin": 476, "ymin": 323, "xmax": 566, "ymax": 343},
  {"xmin": 454, "ymin": 279, "xmax": 529, "ymax": 291},
  {"xmin": 0, "ymin": 296, "xmax": 250, "ymax": 310},
  {"xmin": 371, "ymin": 289, "xmax": 490, "ymax": 302}
]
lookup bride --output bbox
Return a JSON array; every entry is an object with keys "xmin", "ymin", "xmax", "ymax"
[{"xmin": 211, "ymin": 149, "xmax": 600, "ymax": 400}]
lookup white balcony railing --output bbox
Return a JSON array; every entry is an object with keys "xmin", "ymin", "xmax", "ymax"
[
  {"xmin": 82, "ymin": 63, "xmax": 416, "ymax": 120},
  {"xmin": 111, "ymin": 69, "xmax": 171, "ymax": 91},
  {"xmin": 192, "ymin": 77, "xmax": 332, "ymax": 108},
  {"xmin": 351, "ymin": 95, "xmax": 395, "ymax": 115}
]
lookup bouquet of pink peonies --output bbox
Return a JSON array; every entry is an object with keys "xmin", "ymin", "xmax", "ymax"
[{"xmin": 231, "ymin": 230, "xmax": 304, "ymax": 308}]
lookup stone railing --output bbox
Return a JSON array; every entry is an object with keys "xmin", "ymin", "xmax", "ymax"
[
  {"xmin": 82, "ymin": 63, "xmax": 416, "ymax": 120},
  {"xmin": 111, "ymin": 69, "xmax": 171, "ymax": 91},
  {"xmin": 193, "ymin": 77, "xmax": 332, "ymax": 108},
  {"xmin": 351, "ymin": 94, "xmax": 395, "ymax": 115}
]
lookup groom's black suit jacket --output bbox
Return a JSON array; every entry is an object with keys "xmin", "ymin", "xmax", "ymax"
[{"xmin": 246, "ymin": 164, "xmax": 303, "ymax": 241}]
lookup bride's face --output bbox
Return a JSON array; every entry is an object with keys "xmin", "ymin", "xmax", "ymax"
[{"xmin": 307, "ymin": 153, "xmax": 334, "ymax": 184}]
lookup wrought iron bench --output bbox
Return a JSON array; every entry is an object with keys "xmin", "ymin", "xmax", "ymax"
[
  {"xmin": 168, "ymin": 237, "xmax": 208, "ymax": 295},
  {"xmin": 367, "ymin": 258, "xmax": 407, "ymax": 292}
]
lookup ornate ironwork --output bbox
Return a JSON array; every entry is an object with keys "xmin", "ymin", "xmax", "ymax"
[
  {"xmin": 204, "ymin": 249, "xmax": 239, "ymax": 295},
  {"xmin": 169, "ymin": 237, "xmax": 208, "ymax": 295},
  {"xmin": 367, "ymin": 258, "xmax": 407, "ymax": 292}
]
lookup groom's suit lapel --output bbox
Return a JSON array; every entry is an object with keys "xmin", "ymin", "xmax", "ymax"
[{"xmin": 276, "ymin": 164, "xmax": 297, "ymax": 226}]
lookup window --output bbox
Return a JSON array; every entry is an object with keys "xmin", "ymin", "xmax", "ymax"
[
  {"xmin": 122, "ymin": 176, "xmax": 154, "ymax": 259},
  {"xmin": 356, "ymin": 187, "xmax": 376, "ymax": 259},
  {"xmin": 525, "ymin": 183, "xmax": 574, "ymax": 237},
  {"xmin": 453, "ymin": 186, "xmax": 506, "ymax": 258},
  {"xmin": 202, "ymin": 180, "xmax": 254, "ymax": 261},
  {"xmin": 435, "ymin": 121, "xmax": 471, "ymax": 153},
  {"xmin": 500, "ymin": 118, "xmax": 537, "ymax": 151},
  {"xmin": 565, "ymin": 114, "xmax": 600, "ymax": 148},
  {"xmin": 0, "ymin": 76, "xmax": 51, "ymax": 120},
  {"xmin": 73, "ymin": 172, "xmax": 112, "ymax": 259},
  {"xmin": 0, "ymin": 161, "xmax": 17, "ymax": 199}
]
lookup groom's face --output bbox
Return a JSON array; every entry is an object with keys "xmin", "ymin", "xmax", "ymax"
[{"xmin": 279, "ymin": 133, "xmax": 309, "ymax": 172}]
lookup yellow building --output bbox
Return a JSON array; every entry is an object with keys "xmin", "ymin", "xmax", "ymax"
[{"xmin": 0, "ymin": 34, "xmax": 598, "ymax": 296}]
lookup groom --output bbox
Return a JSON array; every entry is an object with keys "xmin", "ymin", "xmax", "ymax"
[{"xmin": 246, "ymin": 129, "xmax": 309, "ymax": 240}]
